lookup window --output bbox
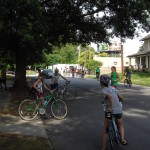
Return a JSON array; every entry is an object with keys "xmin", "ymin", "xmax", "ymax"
[
  {"xmin": 126, "ymin": 62, "xmax": 129, "ymax": 65},
  {"xmin": 148, "ymin": 40, "xmax": 150, "ymax": 50},
  {"xmin": 114, "ymin": 62, "xmax": 117, "ymax": 65}
]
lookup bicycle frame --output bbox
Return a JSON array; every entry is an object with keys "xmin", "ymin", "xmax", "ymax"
[
  {"xmin": 106, "ymin": 112, "xmax": 121, "ymax": 150},
  {"xmin": 36, "ymin": 93, "xmax": 56, "ymax": 108}
]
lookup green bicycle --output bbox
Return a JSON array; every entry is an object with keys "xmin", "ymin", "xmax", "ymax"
[{"xmin": 18, "ymin": 91, "xmax": 68, "ymax": 121}]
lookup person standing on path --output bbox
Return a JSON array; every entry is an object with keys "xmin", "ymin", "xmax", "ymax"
[
  {"xmin": 50, "ymin": 68, "xmax": 69, "ymax": 90},
  {"xmin": 0, "ymin": 67, "xmax": 7, "ymax": 90},
  {"xmin": 110, "ymin": 66, "xmax": 120, "ymax": 89},
  {"xmin": 96, "ymin": 67, "xmax": 101, "ymax": 81}
]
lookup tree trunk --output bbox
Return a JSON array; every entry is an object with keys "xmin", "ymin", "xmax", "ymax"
[{"xmin": 14, "ymin": 48, "xmax": 27, "ymax": 89}]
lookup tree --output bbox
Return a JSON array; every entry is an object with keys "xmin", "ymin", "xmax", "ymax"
[
  {"xmin": 0, "ymin": 0, "xmax": 149, "ymax": 89},
  {"xmin": 138, "ymin": 44, "xmax": 144, "ymax": 52},
  {"xmin": 98, "ymin": 52, "xmax": 109, "ymax": 57},
  {"xmin": 88, "ymin": 60, "xmax": 103, "ymax": 74},
  {"xmin": 43, "ymin": 44, "xmax": 78, "ymax": 65}
]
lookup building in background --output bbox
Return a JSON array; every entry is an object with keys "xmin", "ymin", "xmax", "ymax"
[
  {"xmin": 96, "ymin": 39, "xmax": 121, "ymax": 56},
  {"xmin": 94, "ymin": 56, "xmax": 135, "ymax": 74},
  {"xmin": 128, "ymin": 33, "xmax": 150, "ymax": 72}
]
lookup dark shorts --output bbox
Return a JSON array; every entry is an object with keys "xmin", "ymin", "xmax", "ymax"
[
  {"xmin": 50, "ymin": 83, "xmax": 59, "ymax": 90},
  {"xmin": 126, "ymin": 74, "xmax": 131, "ymax": 78},
  {"xmin": 105, "ymin": 113, "xmax": 122, "ymax": 119}
]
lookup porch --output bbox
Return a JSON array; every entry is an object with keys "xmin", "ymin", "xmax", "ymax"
[{"xmin": 128, "ymin": 51, "xmax": 150, "ymax": 72}]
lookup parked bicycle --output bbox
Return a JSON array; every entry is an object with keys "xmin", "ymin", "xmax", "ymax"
[
  {"xmin": 18, "ymin": 90, "xmax": 68, "ymax": 121},
  {"xmin": 102, "ymin": 102, "xmax": 121, "ymax": 150},
  {"xmin": 56, "ymin": 81, "xmax": 77, "ymax": 101},
  {"xmin": 124, "ymin": 77, "xmax": 132, "ymax": 87}
]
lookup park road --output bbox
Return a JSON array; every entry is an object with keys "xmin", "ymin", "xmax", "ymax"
[{"xmin": 43, "ymin": 77, "xmax": 150, "ymax": 150}]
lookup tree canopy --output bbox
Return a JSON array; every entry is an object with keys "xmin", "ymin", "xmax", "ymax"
[{"xmin": 0, "ymin": 0, "xmax": 149, "ymax": 88}]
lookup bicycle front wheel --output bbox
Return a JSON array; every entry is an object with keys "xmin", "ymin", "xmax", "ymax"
[
  {"xmin": 124, "ymin": 79, "xmax": 127, "ymax": 87},
  {"xmin": 128, "ymin": 80, "xmax": 132, "ymax": 87},
  {"xmin": 51, "ymin": 100, "xmax": 68, "ymax": 120},
  {"xmin": 18, "ymin": 99, "xmax": 38, "ymax": 121},
  {"xmin": 63, "ymin": 87, "xmax": 77, "ymax": 101},
  {"xmin": 108, "ymin": 125, "xmax": 114, "ymax": 150}
]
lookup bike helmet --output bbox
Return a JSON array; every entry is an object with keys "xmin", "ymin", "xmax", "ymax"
[
  {"xmin": 55, "ymin": 68, "xmax": 59, "ymax": 73},
  {"xmin": 41, "ymin": 71, "xmax": 48, "ymax": 78},
  {"xmin": 100, "ymin": 74, "xmax": 110, "ymax": 84}
]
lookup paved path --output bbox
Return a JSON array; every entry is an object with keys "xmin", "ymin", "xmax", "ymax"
[
  {"xmin": 43, "ymin": 77, "xmax": 150, "ymax": 150},
  {"xmin": 0, "ymin": 88, "xmax": 48, "ymax": 138}
]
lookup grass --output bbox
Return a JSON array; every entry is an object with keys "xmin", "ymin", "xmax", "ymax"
[
  {"xmin": 120, "ymin": 72, "xmax": 150, "ymax": 86},
  {"xmin": 0, "ymin": 132, "xmax": 53, "ymax": 150},
  {"xmin": 85, "ymin": 72, "xmax": 150, "ymax": 87}
]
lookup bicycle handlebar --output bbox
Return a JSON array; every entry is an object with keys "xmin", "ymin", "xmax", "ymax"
[{"xmin": 64, "ymin": 80, "xmax": 70, "ymax": 86}]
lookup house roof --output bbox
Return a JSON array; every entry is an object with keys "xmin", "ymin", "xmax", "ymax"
[
  {"xmin": 127, "ymin": 51, "xmax": 150, "ymax": 57},
  {"xmin": 140, "ymin": 34, "xmax": 150, "ymax": 41}
]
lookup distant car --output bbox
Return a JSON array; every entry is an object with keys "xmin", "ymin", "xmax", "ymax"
[{"xmin": 42, "ymin": 69, "xmax": 53, "ymax": 78}]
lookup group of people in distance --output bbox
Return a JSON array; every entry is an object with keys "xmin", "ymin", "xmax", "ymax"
[
  {"xmin": 96, "ymin": 65, "xmax": 132, "ymax": 89},
  {"xmin": 97, "ymin": 66, "xmax": 131, "ymax": 150}
]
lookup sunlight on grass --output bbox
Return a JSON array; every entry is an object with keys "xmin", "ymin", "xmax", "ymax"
[{"xmin": 85, "ymin": 72, "xmax": 150, "ymax": 87}]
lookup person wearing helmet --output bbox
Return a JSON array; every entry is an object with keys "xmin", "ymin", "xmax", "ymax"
[
  {"xmin": 100, "ymin": 75, "xmax": 127, "ymax": 150},
  {"xmin": 50, "ymin": 68, "xmax": 69, "ymax": 90}
]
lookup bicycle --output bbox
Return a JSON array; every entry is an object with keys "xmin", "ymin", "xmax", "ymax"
[
  {"xmin": 124, "ymin": 76, "xmax": 132, "ymax": 87},
  {"xmin": 56, "ymin": 81, "xmax": 77, "ymax": 101},
  {"xmin": 102, "ymin": 102, "xmax": 121, "ymax": 150},
  {"xmin": 18, "ymin": 90, "xmax": 68, "ymax": 121}
]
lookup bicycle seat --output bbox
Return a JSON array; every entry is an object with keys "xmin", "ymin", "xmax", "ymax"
[{"xmin": 105, "ymin": 111, "xmax": 112, "ymax": 119}]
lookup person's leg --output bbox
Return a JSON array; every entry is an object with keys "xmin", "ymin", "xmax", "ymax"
[
  {"xmin": 116, "ymin": 118, "xmax": 127, "ymax": 144},
  {"xmin": 3, "ymin": 79, "xmax": 7, "ymax": 90},
  {"xmin": 101, "ymin": 118, "xmax": 109, "ymax": 150}
]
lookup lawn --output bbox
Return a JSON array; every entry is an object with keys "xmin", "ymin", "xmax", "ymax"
[
  {"xmin": 85, "ymin": 72, "xmax": 150, "ymax": 87},
  {"xmin": 121, "ymin": 72, "xmax": 150, "ymax": 86}
]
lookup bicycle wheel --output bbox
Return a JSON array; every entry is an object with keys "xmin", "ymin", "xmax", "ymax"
[
  {"xmin": 63, "ymin": 87, "xmax": 77, "ymax": 101},
  {"xmin": 128, "ymin": 79, "xmax": 132, "ymax": 87},
  {"xmin": 51, "ymin": 100, "xmax": 67, "ymax": 120},
  {"xmin": 108, "ymin": 124, "xmax": 114, "ymax": 150},
  {"xmin": 124, "ymin": 79, "xmax": 127, "ymax": 87},
  {"xmin": 18, "ymin": 99, "xmax": 38, "ymax": 121},
  {"xmin": 112, "ymin": 121, "xmax": 121, "ymax": 145}
]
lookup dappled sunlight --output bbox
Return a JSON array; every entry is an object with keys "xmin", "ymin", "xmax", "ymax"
[
  {"xmin": 0, "ymin": 114, "xmax": 47, "ymax": 137},
  {"xmin": 124, "ymin": 108, "xmax": 150, "ymax": 118}
]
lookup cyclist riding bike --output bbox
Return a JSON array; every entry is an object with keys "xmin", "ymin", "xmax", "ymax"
[
  {"xmin": 124, "ymin": 66, "xmax": 132, "ymax": 81},
  {"xmin": 100, "ymin": 75, "xmax": 127, "ymax": 150}
]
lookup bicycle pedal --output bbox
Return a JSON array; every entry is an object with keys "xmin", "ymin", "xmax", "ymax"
[{"xmin": 39, "ymin": 108, "xmax": 46, "ymax": 115}]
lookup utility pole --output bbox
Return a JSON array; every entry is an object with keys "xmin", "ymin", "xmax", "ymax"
[{"xmin": 120, "ymin": 38, "xmax": 124, "ymax": 79}]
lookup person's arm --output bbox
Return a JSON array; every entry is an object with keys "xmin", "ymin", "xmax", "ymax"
[
  {"xmin": 33, "ymin": 79, "xmax": 41, "ymax": 92},
  {"xmin": 118, "ymin": 93, "xmax": 123, "ymax": 102},
  {"xmin": 43, "ymin": 82, "xmax": 51, "ymax": 92},
  {"xmin": 116, "ymin": 72, "xmax": 120, "ymax": 81},
  {"xmin": 106, "ymin": 94, "xmax": 113, "ymax": 111},
  {"xmin": 60, "ymin": 74, "xmax": 68, "ymax": 81}
]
